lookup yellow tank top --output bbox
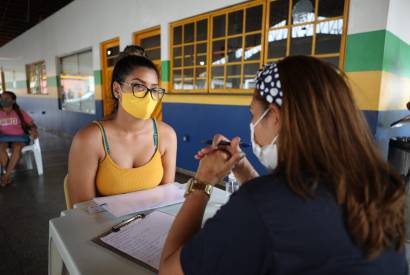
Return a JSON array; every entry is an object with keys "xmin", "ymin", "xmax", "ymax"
[{"xmin": 94, "ymin": 120, "xmax": 164, "ymax": 196}]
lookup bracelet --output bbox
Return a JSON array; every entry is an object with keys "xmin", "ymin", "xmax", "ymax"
[{"xmin": 184, "ymin": 178, "xmax": 213, "ymax": 198}]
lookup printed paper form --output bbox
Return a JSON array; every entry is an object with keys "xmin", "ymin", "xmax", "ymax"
[
  {"xmin": 93, "ymin": 183, "xmax": 185, "ymax": 217},
  {"xmin": 100, "ymin": 211, "xmax": 174, "ymax": 270}
]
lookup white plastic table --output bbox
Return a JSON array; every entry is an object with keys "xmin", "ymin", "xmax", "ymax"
[{"xmin": 48, "ymin": 184, "xmax": 229, "ymax": 275}]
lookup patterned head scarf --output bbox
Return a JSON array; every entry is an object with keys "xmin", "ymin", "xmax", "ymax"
[{"xmin": 255, "ymin": 63, "xmax": 283, "ymax": 107}]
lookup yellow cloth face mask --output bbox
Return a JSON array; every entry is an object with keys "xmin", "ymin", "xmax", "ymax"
[{"xmin": 120, "ymin": 93, "xmax": 158, "ymax": 120}]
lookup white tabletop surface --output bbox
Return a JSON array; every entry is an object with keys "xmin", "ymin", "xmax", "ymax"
[{"xmin": 49, "ymin": 184, "xmax": 229, "ymax": 275}]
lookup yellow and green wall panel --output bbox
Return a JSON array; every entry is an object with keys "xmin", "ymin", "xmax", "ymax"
[{"xmin": 344, "ymin": 29, "xmax": 410, "ymax": 155}]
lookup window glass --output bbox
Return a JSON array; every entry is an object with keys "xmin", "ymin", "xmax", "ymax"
[{"xmin": 59, "ymin": 50, "xmax": 95, "ymax": 114}]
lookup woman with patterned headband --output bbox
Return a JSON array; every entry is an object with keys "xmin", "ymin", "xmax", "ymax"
[{"xmin": 159, "ymin": 56, "xmax": 407, "ymax": 275}]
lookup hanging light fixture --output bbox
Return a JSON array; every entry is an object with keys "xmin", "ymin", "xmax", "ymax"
[{"xmin": 292, "ymin": 0, "xmax": 314, "ymax": 24}]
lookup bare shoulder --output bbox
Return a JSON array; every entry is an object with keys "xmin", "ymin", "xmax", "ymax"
[
  {"xmin": 72, "ymin": 122, "xmax": 102, "ymax": 150},
  {"xmin": 157, "ymin": 121, "xmax": 177, "ymax": 142}
]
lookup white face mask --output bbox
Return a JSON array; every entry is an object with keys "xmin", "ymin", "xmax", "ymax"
[{"xmin": 250, "ymin": 108, "xmax": 279, "ymax": 172}]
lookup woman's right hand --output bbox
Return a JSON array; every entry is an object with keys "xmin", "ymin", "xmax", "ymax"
[
  {"xmin": 195, "ymin": 134, "xmax": 243, "ymax": 161},
  {"xmin": 194, "ymin": 134, "xmax": 259, "ymax": 184},
  {"xmin": 195, "ymin": 138, "xmax": 245, "ymax": 185}
]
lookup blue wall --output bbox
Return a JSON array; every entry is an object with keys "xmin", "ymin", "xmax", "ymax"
[
  {"xmin": 18, "ymin": 97, "xmax": 103, "ymax": 137},
  {"xmin": 163, "ymin": 102, "xmax": 382, "ymax": 173},
  {"xmin": 16, "ymin": 96, "xmax": 396, "ymax": 173},
  {"xmin": 163, "ymin": 102, "xmax": 267, "ymax": 175},
  {"xmin": 376, "ymin": 109, "xmax": 410, "ymax": 157},
  {"xmin": 363, "ymin": 110, "xmax": 379, "ymax": 136}
]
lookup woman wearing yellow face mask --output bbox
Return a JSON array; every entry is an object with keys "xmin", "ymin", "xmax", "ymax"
[{"xmin": 67, "ymin": 50, "xmax": 177, "ymax": 205}]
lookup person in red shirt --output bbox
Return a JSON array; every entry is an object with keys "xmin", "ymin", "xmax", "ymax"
[{"xmin": 0, "ymin": 91, "xmax": 38, "ymax": 186}]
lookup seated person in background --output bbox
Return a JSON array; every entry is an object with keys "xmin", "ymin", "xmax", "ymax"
[
  {"xmin": 159, "ymin": 56, "xmax": 407, "ymax": 275},
  {"xmin": 0, "ymin": 91, "xmax": 38, "ymax": 186},
  {"xmin": 67, "ymin": 47, "xmax": 177, "ymax": 205}
]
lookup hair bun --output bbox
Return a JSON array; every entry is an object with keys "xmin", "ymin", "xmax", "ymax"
[{"xmin": 116, "ymin": 45, "xmax": 148, "ymax": 63}]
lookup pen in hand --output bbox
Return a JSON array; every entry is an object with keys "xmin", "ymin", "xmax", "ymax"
[{"xmin": 201, "ymin": 139, "xmax": 250, "ymax": 148}]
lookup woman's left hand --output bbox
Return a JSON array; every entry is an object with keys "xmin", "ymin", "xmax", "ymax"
[
  {"xmin": 195, "ymin": 138, "xmax": 245, "ymax": 185},
  {"xmin": 30, "ymin": 128, "xmax": 38, "ymax": 139}
]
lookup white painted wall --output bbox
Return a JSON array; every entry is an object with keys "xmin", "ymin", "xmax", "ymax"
[
  {"xmin": 386, "ymin": 0, "xmax": 410, "ymax": 44},
  {"xmin": 0, "ymin": 0, "xmax": 247, "ymax": 80},
  {"xmin": 348, "ymin": 0, "xmax": 410, "ymax": 44},
  {"xmin": 347, "ymin": 0, "xmax": 389, "ymax": 34},
  {"xmin": 2, "ymin": 0, "xmax": 406, "ymax": 82}
]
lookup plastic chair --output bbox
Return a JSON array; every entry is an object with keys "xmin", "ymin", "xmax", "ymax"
[
  {"xmin": 64, "ymin": 175, "xmax": 73, "ymax": 209},
  {"xmin": 4, "ymin": 137, "xmax": 44, "ymax": 176},
  {"xmin": 21, "ymin": 138, "xmax": 44, "ymax": 176}
]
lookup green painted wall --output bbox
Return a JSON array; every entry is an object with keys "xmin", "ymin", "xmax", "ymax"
[
  {"xmin": 345, "ymin": 30, "xmax": 410, "ymax": 77},
  {"xmin": 161, "ymin": 60, "xmax": 170, "ymax": 82}
]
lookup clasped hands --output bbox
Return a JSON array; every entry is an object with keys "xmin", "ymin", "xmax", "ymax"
[{"xmin": 193, "ymin": 134, "xmax": 246, "ymax": 186}]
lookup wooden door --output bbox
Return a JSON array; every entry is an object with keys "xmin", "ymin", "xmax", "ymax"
[
  {"xmin": 0, "ymin": 67, "xmax": 5, "ymax": 93},
  {"xmin": 134, "ymin": 27, "xmax": 163, "ymax": 121},
  {"xmin": 101, "ymin": 37, "xmax": 120, "ymax": 117}
]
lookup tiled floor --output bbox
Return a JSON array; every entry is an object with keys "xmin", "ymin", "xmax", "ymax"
[
  {"xmin": 0, "ymin": 130, "xmax": 409, "ymax": 275},
  {"xmin": 0, "ymin": 130, "xmax": 69, "ymax": 275}
]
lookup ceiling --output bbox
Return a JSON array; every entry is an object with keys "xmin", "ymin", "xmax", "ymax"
[{"xmin": 0, "ymin": 0, "xmax": 73, "ymax": 47}]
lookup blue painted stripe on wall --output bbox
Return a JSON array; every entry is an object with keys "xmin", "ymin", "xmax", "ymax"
[
  {"xmin": 163, "ymin": 103, "xmax": 381, "ymax": 173},
  {"xmin": 13, "ymin": 96, "xmax": 387, "ymax": 173},
  {"xmin": 363, "ymin": 110, "xmax": 378, "ymax": 136},
  {"xmin": 163, "ymin": 102, "xmax": 268, "ymax": 175},
  {"xmin": 17, "ymin": 97, "xmax": 104, "ymax": 137}
]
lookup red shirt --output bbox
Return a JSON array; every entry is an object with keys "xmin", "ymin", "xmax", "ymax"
[{"xmin": 0, "ymin": 110, "xmax": 33, "ymax": 136}]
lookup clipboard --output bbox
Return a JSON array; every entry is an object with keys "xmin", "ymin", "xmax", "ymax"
[{"xmin": 93, "ymin": 211, "xmax": 175, "ymax": 272}]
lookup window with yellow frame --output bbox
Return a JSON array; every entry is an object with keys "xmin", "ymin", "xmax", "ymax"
[
  {"xmin": 170, "ymin": 0, "xmax": 348, "ymax": 94},
  {"xmin": 266, "ymin": 0, "xmax": 348, "ymax": 67},
  {"xmin": 171, "ymin": 15, "xmax": 209, "ymax": 92},
  {"xmin": 135, "ymin": 28, "xmax": 161, "ymax": 67},
  {"xmin": 210, "ymin": 2, "xmax": 265, "ymax": 94}
]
